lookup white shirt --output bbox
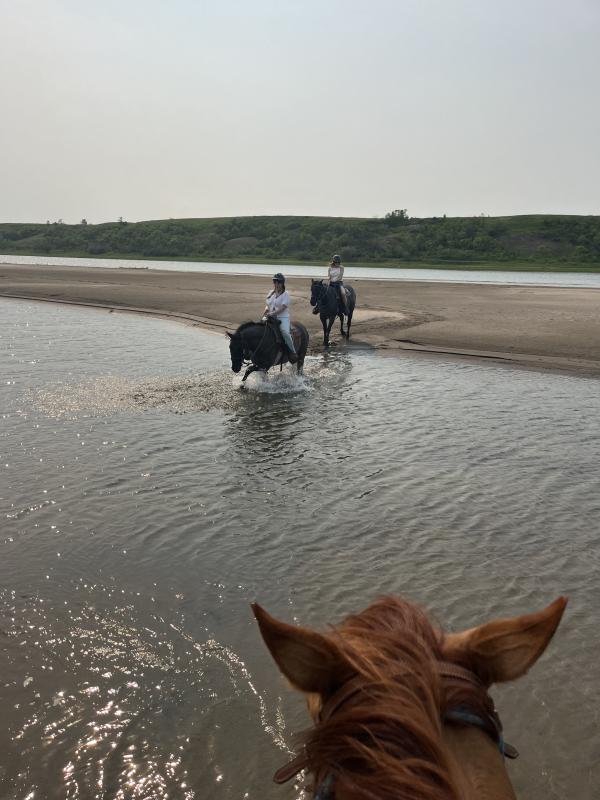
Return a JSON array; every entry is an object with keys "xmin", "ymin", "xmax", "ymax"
[
  {"xmin": 267, "ymin": 289, "xmax": 290, "ymax": 319},
  {"xmin": 328, "ymin": 264, "xmax": 344, "ymax": 282}
]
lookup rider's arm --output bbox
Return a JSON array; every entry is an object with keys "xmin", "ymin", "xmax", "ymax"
[
  {"xmin": 339, "ymin": 265, "xmax": 344, "ymax": 281},
  {"xmin": 271, "ymin": 299, "xmax": 288, "ymax": 315}
]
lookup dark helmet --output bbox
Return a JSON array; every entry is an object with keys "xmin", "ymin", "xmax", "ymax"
[
  {"xmin": 272, "ymin": 272, "xmax": 285, "ymax": 282},
  {"xmin": 331, "ymin": 254, "xmax": 342, "ymax": 264}
]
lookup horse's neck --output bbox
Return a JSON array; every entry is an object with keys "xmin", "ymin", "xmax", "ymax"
[
  {"xmin": 244, "ymin": 324, "xmax": 265, "ymax": 342},
  {"xmin": 321, "ymin": 286, "xmax": 335, "ymax": 306},
  {"xmin": 243, "ymin": 324, "xmax": 273, "ymax": 353},
  {"xmin": 443, "ymin": 728, "xmax": 516, "ymax": 800}
]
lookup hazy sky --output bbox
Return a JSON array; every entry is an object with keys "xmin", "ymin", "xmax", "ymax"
[{"xmin": 1, "ymin": 0, "xmax": 599, "ymax": 222}]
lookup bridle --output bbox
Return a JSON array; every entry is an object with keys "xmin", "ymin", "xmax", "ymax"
[{"xmin": 273, "ymin": 661, "xmax": 518, "ymax": 798}]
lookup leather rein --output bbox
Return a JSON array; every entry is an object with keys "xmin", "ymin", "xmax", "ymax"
[{"xmin": 273, "ymin": 661, "xmax": 518, "ymax": 794}]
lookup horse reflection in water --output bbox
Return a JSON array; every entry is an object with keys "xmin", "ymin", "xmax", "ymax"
[
  {"xmin": 253, "ymin": 594, "xmax": 567, "ymax": 800},
  {"xmin": 227, "ymin": 319, "xmax": 309, "ymax": 382}
]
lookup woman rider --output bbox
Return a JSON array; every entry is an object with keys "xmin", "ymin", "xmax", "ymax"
[
  {"xmin": 328, "ymin": 254, "xmax": 348, "ymax": 313},
  {"xmin": 263, "ymin": 273, "xmax": 298, "ymax": 363}
]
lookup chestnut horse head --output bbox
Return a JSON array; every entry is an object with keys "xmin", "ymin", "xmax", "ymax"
[{"xmin": 253, "ymin": 595, "xmax": 567, "ymax": 800}]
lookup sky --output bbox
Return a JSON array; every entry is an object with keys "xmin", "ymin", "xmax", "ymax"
[{"xmin": 1, "ymin": 0, "xmax": 599, "ymax": 223}]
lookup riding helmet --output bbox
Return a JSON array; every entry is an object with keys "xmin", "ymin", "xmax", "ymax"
[
  {"xmin": 272, "ymin": 272, "xmax": 285, "ymax": 282},
  {"xmin": 331, "ymin": 254, "xmax": 342, "ymax": 264}
]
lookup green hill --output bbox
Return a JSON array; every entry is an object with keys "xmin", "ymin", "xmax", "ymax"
[{"xmin": 1, "ymin": 212, "xmax": 600, "ymax": 271}]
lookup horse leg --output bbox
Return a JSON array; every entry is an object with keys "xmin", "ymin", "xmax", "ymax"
[
  {"xmin": 339, "ymin": 312, "xmax": 346, "ymax": 337},
  {"xmin": 325, "ymin": 315, "xmax": 335, "ymax": 348},
  {"xmin": 297, "ymin": 334, "xmax": 308, "ymax": 374},
  {"xmin": 242, "ymin": 365, "xmax": 258, "ymax": 382},
  {"xmin": 321, "ymin": 315, "xmax": 329, "ymax": 348},
  {"xmin": 346, "ymin": 309, "xmax": 353, "ymax": 339}
]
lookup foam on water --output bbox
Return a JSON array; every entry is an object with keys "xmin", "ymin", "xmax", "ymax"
[{"xmin": 235, "ymin": 365, "xmax": 315, "ymax": 395}]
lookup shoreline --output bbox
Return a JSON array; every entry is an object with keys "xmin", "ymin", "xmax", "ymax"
[{"xmin": 1, "ymin": 262, "xmax": 600, "ymax": 378}]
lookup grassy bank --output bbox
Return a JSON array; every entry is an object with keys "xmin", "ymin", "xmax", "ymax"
[{"xmin": 1, "ymin": 213, "xmax": 599, "ymax": 271}]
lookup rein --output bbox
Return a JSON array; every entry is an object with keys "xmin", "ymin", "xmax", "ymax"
[{"xmin": 273, "ymin": 661, "xmax": 518, "ymax": 794}]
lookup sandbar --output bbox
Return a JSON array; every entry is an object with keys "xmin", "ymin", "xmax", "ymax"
[{"xmin": 1, "ymin": 262, "xmax": 599, "ymax": 377}]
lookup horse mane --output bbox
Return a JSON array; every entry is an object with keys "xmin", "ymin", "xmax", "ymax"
[
  {"xmin": 236, "ymin": 320, "xmax": 265, "ymax": 335},
  {"xmin": 302, "ymin": 596, "xmax": 460, "ymax": 800}
]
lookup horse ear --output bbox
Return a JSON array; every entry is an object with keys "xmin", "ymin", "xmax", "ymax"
[
  {"xmin": 443, "ymin": 596, "xmax": 567, "ymax": 685},
  {"xmin": 225, "ymin": 331, "xmax": 233, "ymax": 339},
  {"xmin": 252, "ymin": 603, "xmax": 351, "ymax": 694}
]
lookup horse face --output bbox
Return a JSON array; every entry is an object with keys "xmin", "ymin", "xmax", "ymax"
[
  {"xmin": 310, "ymin": 279, "xmax": 323, "ymax": 307},
  {"xmin": 227, "ymin": 333, "xmax": 243, "ymax": 373}
]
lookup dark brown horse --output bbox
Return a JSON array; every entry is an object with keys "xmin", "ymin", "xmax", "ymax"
[
  {"xmin": 310, "ymin": 280, "xmax": 356, "ymax": 348},
  {"xmin": 227, "ymin": 319, "xmax": 309, "ymax": 382},
  {"xmin": 253, "ymin": 594, "xmax": 567, "ymax": 800}
]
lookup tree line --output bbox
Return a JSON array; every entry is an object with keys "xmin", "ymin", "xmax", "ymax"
[{"xmin": 1, "ymin": 213, "xmax": 599, "ymax": 266}]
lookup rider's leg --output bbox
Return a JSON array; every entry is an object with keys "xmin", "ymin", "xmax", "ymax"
[{"xmin": 279, "ymin": 318, "xmax": 298, "ymax": 362}]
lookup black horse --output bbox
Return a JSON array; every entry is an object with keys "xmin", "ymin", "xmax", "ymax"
[
  {"xmin": 310, "ymin": 280, "xmax": 356, "ymax": 348},
  {"xmin": 227, "ymin": 319, "xmax": 309, "ymax": 382}
]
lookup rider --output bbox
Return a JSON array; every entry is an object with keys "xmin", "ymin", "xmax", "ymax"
[
  {"xmin": 263, "ymin": 273, "xmax": 298, "ymax": 364},
  {"xmin": 328, "ymin": 254, "xmax": 348, "ymax": 313}
]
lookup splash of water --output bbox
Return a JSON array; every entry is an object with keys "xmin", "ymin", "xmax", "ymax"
[{"xmin": 24, "ymin": 361, "xmax": 334, "ymax": 419}]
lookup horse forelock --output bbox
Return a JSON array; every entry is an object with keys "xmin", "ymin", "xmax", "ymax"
[{"xmin": 304, "ymin": 596, "xmax": 460, "ymax": 800}]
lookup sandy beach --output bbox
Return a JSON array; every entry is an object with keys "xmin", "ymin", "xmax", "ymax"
[{"xmin": 1, "ymin": 262, "xmax": 600, "ymax": 377}]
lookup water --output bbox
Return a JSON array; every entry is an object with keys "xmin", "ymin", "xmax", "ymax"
[
  {"xmin": 3, "ymin": 253, "xmax": 600, "ymax": 289},
  {"xmin": 1, "ymin": 298, "xmax": 599, "ymax": 799}
]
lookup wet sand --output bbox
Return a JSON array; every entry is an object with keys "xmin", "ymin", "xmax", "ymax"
[{"xmin": 1, "ymin": 262, "xmax": 600, "ymax": 377}]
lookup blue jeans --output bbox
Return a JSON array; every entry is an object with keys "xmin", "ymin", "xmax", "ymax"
[{"xmin": 278, "ymin": 317, "xmax": 296, "ymax": 353}]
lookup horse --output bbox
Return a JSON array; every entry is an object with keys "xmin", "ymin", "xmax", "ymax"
[
  {"xmin": 227, "ymin": 318, "xmax": 309, "ymax": 382},
  {"xmin": 310, "ymin": 280, "xmax": 356, "ymax": 348},
  {"xmin": 253, "ymin": 594, "xmax": 567, "ymax": 800}
]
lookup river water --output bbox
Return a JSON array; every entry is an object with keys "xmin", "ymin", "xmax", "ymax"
[
  {"xmin": 2, "ymin": 253, "xmax": 600, "ymax": 288},
  {"xmin": 1, "ymin": 298, "xmax": 599, "ymax": 800}
]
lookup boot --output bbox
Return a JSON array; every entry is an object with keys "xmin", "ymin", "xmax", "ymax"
[
  {"xmin": 312, "ymin": 306, "xmax": 320, "ymax": 315},
  {"xmin": 287, "ymin": 348, "xmax": 298, "ymax": 364}
]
